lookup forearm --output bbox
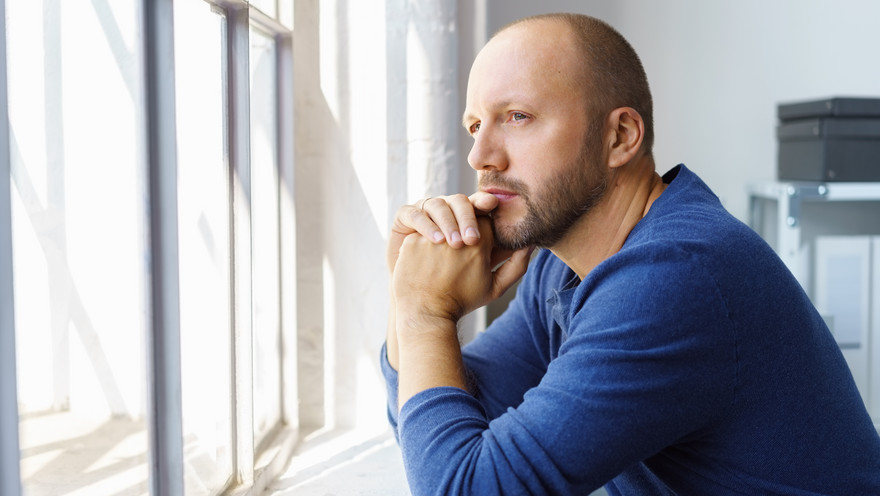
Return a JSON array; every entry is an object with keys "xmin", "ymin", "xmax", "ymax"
[
  {"xmin": 388, "ymin": 287, "xmax": 468, "ymax": 411},
  {"xmin": 389, "ymin": 217, "xmax": 526, "ymax": 411}
]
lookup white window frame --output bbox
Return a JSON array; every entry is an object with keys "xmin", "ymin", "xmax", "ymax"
[
  {"xmin": 0, "ymin": 0, "xmax": 297, "ymax": 494},
  {"xmin": 142, "ymin": 0, "xmax": 185, "ymax": 492},
  {"xmin": 0, "ymin": 0, "xmax": 23, "ymax": 494}
]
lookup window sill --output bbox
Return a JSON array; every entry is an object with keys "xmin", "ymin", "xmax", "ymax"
[{"xmin": 265, "ymin": 427, "xmax": 409, "ymax": 495}]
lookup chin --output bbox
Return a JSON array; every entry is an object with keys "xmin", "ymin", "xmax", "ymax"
[{"xmin": 490, "ymin": 222, "xmax": 530, "ymax": 251}]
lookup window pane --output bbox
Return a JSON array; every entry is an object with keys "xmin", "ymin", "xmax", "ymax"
[
  {"xmin": 174, "ymin": 2, "xmax": 233, "ymax": 493},
  {"xmin": 8, "ymin": 0, "xmax": 150, "ymax": 494},
  {"xmin": 250, "ymin": 0, "xmax": 278, "ymax": 19},
  {"xmin": 249, "ymin": 25, "xmax": 282, "ymax": 448}
]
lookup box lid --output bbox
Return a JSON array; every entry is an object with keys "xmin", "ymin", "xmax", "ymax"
[
  {"xmin": 778, "ymin": 97, "xmax": 880, "ymax": 120},
  {"xmin": 777, "ymin": 118, "xmax": 880, "ymax": 140}
]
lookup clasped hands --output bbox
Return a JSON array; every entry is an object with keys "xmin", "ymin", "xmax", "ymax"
[{"xmin": 388, "ymin": 191, "xmax": 534, "ymax": 323}]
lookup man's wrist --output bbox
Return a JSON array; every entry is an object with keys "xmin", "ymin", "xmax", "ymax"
[
  {"xmin": 395, "ymin": 294, "xmax": 463, "ymax": 328},
  {"xmin": 396, "ymin": 307, "xmax": 460, "ymax": 340}
]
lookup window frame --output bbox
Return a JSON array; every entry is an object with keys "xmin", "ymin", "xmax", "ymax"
[
  {"xmin": 0, "ymin": 0, "xmax": 23, "ymax": 493},
  {"xmin": 0, "ymin": 0, "xmax": 297, "ymax": 493},
  {"xmin": 145, "ymin": 0, "xmax": 298, "ymax": 492},
  {"xmin": 142, "ymin": 0, "xmax": 185, "ymax": 493}
]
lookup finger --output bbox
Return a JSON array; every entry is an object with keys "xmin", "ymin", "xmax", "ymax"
[
  {"xmin": 420, "ymin": 196, "xmax": 468, "ymax": 248},
  {"xmin": 469, "ymin": 191, "xmax": 500, "ymax": 215},
  {"xmin": 394, "ymin": 203, "xmax": 445, "ymax": 244},
  {"xmin": 445, "ymin": 194, "xmax": 481, "ymax": 246}
]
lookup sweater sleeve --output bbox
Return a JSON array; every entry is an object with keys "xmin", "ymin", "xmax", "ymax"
[
  {"xmin": 459, "ymin": 249, "xmax": 566, "ymax": 420},
  {"xmin": 382, "ymin": 250, "xmax": 565, "ymax": 435},
  {"xmin": 396, "ymin": 247, "xmax": 737, "ymax": 495},
  {"xmin": 380, "ymin": 342, "xmax": 401, "ymax": 440}
]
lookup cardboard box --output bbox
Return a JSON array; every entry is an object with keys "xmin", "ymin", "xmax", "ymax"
[
  {"xmin": 777, "ymin": 97, "xmax": 880, "ymax": 181},
  {"xmin": 778, "ymin": 97, "xmax": 880, "ymax": 121}
]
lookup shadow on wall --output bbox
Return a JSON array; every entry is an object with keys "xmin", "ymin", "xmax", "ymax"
[{"xmin": 294, "ymin": 0, "xmax": 393, "ymax": 433}]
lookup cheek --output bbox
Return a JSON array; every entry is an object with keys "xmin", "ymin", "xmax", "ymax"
[
  {"xmin": 504, "ymin": 114, "xmax": 589, "ymax": 176},
  {"xmin": 521, "ymin": 128, "xmax": 584, "ymax": 172}
]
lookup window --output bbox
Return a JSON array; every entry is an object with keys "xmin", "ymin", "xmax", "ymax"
[
  {"xmin": 249, "ymin": 22, "xmax": 283, "ymax": 450},
  {"xmin": 174, "ymin": 2, "xmax": 234, "ymax": 492},
  {"xmin": 1, "ymin": 0, "xmax": 296, "ymax": 494}
]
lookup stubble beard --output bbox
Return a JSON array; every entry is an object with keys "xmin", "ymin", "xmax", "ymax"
[{"xmin": 481, "ymin": 131, "xmax": 608, "ymax": 251}]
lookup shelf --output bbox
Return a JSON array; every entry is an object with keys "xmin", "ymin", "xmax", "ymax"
[
  {"xmin": 747, "ymin": 180, "xmax": 880, "ymax": 286},
  {"xmin": 748, "ymin": 181, "xmax": 880, "ymax": 227}
]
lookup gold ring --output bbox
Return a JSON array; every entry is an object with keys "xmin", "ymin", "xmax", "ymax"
[{"xmin": 418, "ymin": 197, "xmax": 432, "ymax": 211}]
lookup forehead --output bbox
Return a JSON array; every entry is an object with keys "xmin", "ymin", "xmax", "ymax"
[{"xmin": 464, "ymin": 20, "xmax": 584, "ymax": 119}]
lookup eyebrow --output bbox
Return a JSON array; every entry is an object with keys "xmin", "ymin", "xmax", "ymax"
[
  {"xmin": 461, "ymin": 100, "xmax": 515, "ymax": 129},
  {"xmin": 461, "ymin": 110, "xmax": 479, "ymax": 130}
]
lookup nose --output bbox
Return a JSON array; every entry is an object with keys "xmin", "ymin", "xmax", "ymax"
[{"xmin": 467, "ymin": 126, "xmax": 507, "ymax": 172}]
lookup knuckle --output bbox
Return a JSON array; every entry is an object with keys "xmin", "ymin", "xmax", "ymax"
[
  {"xmin": 401, "ymin": 233, "xmax": 417, "ymax": 246},
  {"xmin": 400, "ymin": 232, "xmax": 426, "ymax": 250},
  {"xmin": 406, "ymin": 206, "xmax": 424, "ymax": 223}
]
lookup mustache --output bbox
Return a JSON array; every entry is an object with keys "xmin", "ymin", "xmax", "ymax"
[{"xmin": 478, "ymin": 172, "xmax": 528, "ymax": 197}]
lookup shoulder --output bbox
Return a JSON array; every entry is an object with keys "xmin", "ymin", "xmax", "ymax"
[
  {"xmin": 566, "ymin": 165, "xmax": 750, "ymax": 344},
  {"xmin": 574, "ymin": 240, "xmax": 732, "ymax": 332},
  {"xmin": 627, "ymin": 164, "xmax": 782, "ymax": 284}
]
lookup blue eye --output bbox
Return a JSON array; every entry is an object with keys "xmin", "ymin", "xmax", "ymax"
[
  {"xmin": 511, "ymin": 112, "xmax": 529, "ymax": 123},
  {"xmin": 469, "ymin": 122, "xmax": 481, "ymax": 135}
]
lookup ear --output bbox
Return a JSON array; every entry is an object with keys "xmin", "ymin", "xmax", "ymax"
[{"xmin": 605, "ymin": 107, "xmax": 645, "ymax": 169}]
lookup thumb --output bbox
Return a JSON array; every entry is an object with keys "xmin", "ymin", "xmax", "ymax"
[
  {"xmin": 469, "ymin": 191, "xmax": 500, "ymax": 216},
  {"xmin": 491, "ymin": 246, "xmax": 535, "ymax": 299}
]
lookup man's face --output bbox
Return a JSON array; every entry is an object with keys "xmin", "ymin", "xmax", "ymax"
[
  {"xmin": 463, "ymin": 20, "xmax": 608, "ymax": 250},
  {"xmin": 477, "ymin": 128, "xmax": 606, "ymax": 250}
]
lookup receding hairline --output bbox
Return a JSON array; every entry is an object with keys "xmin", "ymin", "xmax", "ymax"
[
  {"xmin": 461, "ymin": 18, "xmax": 585, "ymax": 132},
  {"xmin": 489, "ymin": 16, "xmax": 599, "ymax": 116},
  {"xmin": 490, "ymin": 13, "xmax": 656, "ymax": 154},
  {"xmin": 494, "ymin": 12, "xmax": 578, "ymax": 36},
  {"xmin": 492, "ymin": 13, "xmax": 589, "ymax": 53}
]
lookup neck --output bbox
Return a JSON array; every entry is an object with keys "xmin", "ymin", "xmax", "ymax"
[{"xmin": 550, "ymin": 154, "xmax": 666, "ymax": 279}]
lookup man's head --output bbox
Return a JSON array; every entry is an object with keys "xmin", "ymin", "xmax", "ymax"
[{"xmin": 463, "ymin": 13, "xmax": 653, "ymax": 250}]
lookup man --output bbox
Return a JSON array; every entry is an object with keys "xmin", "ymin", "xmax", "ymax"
[{"xmin": 382, "ymin": 12, "xmax": 880, "ymax": 496}]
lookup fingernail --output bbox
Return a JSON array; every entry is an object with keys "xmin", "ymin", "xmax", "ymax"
[
  {"xmin": 433, "ymin": 232, "xmax": 444, "ymax": 242},
  {"xmin": 450, "ymin": 231, "xmax": 462, "ymax": 244},
  {"xmin": 465, "ymin": 227, "xmax": 480, "ymax": 239}
]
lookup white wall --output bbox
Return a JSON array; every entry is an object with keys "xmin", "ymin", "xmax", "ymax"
[
  {"xmin": 294, "ymin": 0, "xmax": 464, "ymax": 432},
  {"xmin": 483, "ymin": 0, "xmax": 880, "ymax": 220}
]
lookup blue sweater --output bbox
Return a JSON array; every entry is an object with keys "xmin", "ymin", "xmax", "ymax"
[{"xmin": 382, "ymin": 165, "xmax": 880, "ymax": 495}]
